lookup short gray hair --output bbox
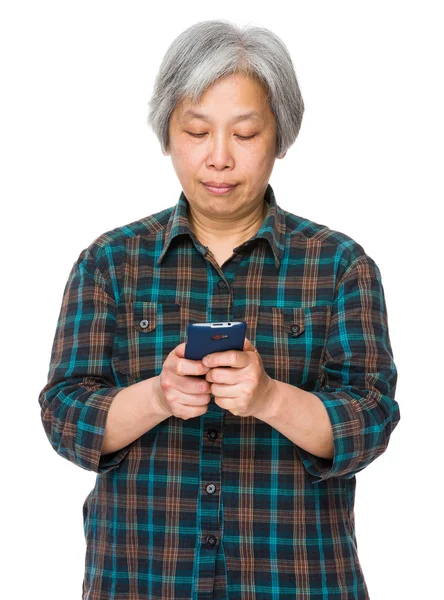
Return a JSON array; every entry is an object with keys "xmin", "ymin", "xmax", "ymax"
[{"xmin": 147, "ymin": 19, "xmax": 304, "ymax": 158}]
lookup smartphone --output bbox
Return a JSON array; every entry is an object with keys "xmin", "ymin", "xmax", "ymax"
[{"xmin": 184, "ymin": 321, "xmax": 247, "ymax": 361}]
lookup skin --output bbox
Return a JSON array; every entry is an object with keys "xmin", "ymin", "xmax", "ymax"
[
  {"xmin": 156, "ymin": 73, "xmax": 282, "ymax": 420},
  {"xmin": 153, "ymin": 74, "xmax": 334, "ymax": 459},
  {"xmin": 163, "ymin": 73, "xmax": 286, "ymax": 250},
  {"xmin": 102, "ymin": 74, "xmax": 333, "ymax": 460}
]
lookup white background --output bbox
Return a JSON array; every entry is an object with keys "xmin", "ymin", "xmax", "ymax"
[{"xmin": 1, "ymin": 1, "xmax": 442, "ymax": 598}]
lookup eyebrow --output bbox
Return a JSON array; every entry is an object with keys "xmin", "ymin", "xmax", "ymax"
[{"xmin": 180, "ymin": 109, "xmax": 263, "ymax": 123}]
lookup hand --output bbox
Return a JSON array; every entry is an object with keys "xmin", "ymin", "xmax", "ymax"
[
  {"xmin": 202, "ymin": 337, "xmax": 277, "ymax": 419},
  {"xmin": 153, "ymin": 343, "xmax": 212, "ymax": 420}
]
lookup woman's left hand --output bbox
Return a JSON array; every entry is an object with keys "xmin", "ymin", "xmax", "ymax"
[{"xmin": 203, "ymin": 338, "xmax": 276, "ymax": 419}]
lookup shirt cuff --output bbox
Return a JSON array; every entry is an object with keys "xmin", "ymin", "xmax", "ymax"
[
  {"xmin": 75, "ymin": 386, "xmax": 132, "ymax": 473},
  {"xmin": 294, "ymin": 390, "xmax": 363, "ymax": 482}
]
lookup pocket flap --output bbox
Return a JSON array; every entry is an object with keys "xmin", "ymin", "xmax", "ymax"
[
  {"xmin": 116, "ymin": 301, "xmax": 158, "ymax": 333},
  {"xmin": 133, "ymin": 302, "xmax": 157, "ymax": 333},
  {"xmin": 114, "ymin": 302, "xmax": 181, "ymax": 378},
  {"xmin": 257, "ymin": 306, "xmax": 306, "ymax": 338},
  {"xmin": 256, "ymin": 304, "xmax": 331, "ymax": 387},
  {"xmin": 281, "ymin": 307, "xmax": 305, "ymax": 338}
]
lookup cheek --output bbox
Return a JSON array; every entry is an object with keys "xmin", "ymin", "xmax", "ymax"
[
  {"xmin": 170, "ymin": 136, "xmax": 202, "ymax": 160},
  {"xmin": 175, "ymin": 143, "xmax": 196, "ymax": 163},
  {"xmin": 170, "ymin": 148, "xmax": 201, "ymax": 181},
  {"xmin": 243, "ymin": 144, "xmax": 274, "ymax": 168}
]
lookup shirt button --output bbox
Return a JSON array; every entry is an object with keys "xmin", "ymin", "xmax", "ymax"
[
  {"xmin": 289, "ymin": 323, "xmax": 300, "ymax": 336},
  {"xmin": 206, "ymin": 535, "xmax": 218, "ymax": 546},
  {"xmin": 207, "ymin": 429, "xmax": 218, "ymax": 440},
  {"xmin": 139, "ymin": 319, "xmax": 149, "ymax": 329},
  {"xmin": 206, "ymin": 483, "xmax": 216, "ymax": 494},
  {"xmin": 217, "ymin": 280, "xmax": 227, "ymax": 289}
]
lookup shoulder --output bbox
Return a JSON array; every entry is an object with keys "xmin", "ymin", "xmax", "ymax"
[
  {"xmin": 80, "ymin": 205, "xmax": 174, "ymax": 264},
  {"xmin": 281, "ymin": 206, "xmax": 379, "ymax": 279}
]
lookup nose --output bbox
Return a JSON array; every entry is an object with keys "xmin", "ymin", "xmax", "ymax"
[{"xmin": 205, "ymin": 133, "xmax": 235, "ymax": 170}]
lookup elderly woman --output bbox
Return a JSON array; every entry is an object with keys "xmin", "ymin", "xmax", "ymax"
[{"xmin": 39, "ymin": 19, "xmax": 400, "ymax": 600}]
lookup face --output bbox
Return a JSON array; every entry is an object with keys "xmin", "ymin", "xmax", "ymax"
[{"xmin": 165, "ymin": 73, "xmax": 285, "ymax": 220}]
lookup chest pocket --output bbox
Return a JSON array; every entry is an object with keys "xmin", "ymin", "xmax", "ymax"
[
  {"xmin": 113, "ymin": 301, "xmax": 182, "ymax": 380},
  {"xmin": 256, "ymin": 305, "xmax": 331, "ymax": 389}
]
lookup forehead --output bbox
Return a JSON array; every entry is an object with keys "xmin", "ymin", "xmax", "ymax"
[
  {"xmin": 179, "ymin": 109, "xmax": 263, "ymax": 124},
  {"xmin": 175, "ymin": 74, "xmax": 271, "ymax": 124}
]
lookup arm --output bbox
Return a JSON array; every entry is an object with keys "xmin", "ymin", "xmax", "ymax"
[
  {"xmin": 259, "ymin": 254, "xmax": 400, "ymax": 481},
  {"xmin": 101, "ymin": 375, "xmax": 170, "ymax": 456},
  {"xmin": 258, "ymin": 383, "xmax": 335, "ymax": 460},
  {"xmin": 38, "ymin": 245, "xmax": 165, "ymax": 473}
]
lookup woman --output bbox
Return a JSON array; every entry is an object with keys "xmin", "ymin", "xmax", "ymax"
[{"xmin": 39, "ymin": 20, "xmax": 400, "ymax": 600}]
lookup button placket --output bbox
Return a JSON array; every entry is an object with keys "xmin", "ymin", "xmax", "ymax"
[
  {"xmin": 206, "ymin": 535, "xmax": 218, "ymax": 547},
  {"xmin": 206, "ymin": 483, "xmax": 216, "ymax": 494},
  {"xmin": 207, "ymin": 428, "xmax": 218, "ymax": 440},
  {"xmin": 201, "ymin": 416, "xmax": 222, "ymax": 551}
]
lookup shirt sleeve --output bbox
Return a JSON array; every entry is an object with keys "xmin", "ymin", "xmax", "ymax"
[
  {"xmin": 295, "ymin": 253, "xmax": 400, "ymax": 482},
  {"xmin": 38, "ymin": 245, "xmax": 132, "ymax": 474}
]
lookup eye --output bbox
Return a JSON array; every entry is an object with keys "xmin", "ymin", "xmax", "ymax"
[{"xmin": 186, "ymin": 132, "xmax": 256, "ymax": 140}]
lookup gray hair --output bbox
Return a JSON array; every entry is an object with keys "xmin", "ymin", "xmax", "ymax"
[{"xmin": 147, "ymin": 19, "xmax": 304, "ymax": 158}]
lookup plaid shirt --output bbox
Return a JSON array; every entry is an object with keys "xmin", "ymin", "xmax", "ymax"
[{"xmin": 39, "ymin": 183, "xmax": 400, "ymax": 599}]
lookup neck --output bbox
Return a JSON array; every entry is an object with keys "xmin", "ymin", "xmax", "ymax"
[{"xmin": 188, "ymin": 198, "xmax": 268, "ymax": 248}]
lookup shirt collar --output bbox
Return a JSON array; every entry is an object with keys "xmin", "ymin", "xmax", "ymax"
[{"xmin": 156, "ymin": 183, "xmax": 286, "ymax": 269}]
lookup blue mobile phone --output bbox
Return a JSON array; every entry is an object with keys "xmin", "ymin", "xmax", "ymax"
[{"xmin": 184, "ymin": 321, "xmax": 247, "ymax": 361}]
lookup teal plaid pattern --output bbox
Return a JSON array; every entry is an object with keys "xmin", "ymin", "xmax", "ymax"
[{"xmin": 39, "ymin": 183, "xmax": 400, "ymax": 599}]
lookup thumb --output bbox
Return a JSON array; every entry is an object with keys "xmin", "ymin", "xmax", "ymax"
[
  {"xmin": 175, "ymin": 342, "xmax": 187, "ymax": 357},
  {"xmin": 243, "ymin": 337, "xmax": 257, "ymax": 352}
]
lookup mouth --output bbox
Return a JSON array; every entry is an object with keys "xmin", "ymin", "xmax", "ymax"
[{"xmin": 202, "ymin": 182, "xmax": 238, "ymax": 195}]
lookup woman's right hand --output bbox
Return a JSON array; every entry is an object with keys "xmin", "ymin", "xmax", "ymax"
[{"xmin": 153, "ymin": 343, "xmax": 212, "ymax": 420}]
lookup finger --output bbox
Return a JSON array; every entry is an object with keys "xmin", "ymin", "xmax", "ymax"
[
  {"xmin": 202, "ymin": 349, "xmax": 248, "ymax": 369},
  {"xmin": 176, "ymin": 389, "xmax": 212, "ymax": 406},
  {"xmin": 213, "ymin": 396, "xmax": 232, "ymax": 411},
  {"xmin": 164, "ymin": 371, "xmax": 212, "ymax": 404},
  {"xmin": 170, "ymin": 368, "xmax": 211, "ymax": 390},
  {"xmin": 202, "ymin": 337, "xmax": 258, "ymax": 368},
  {"xmin": 243, "ymin": 337, "xmax": 257, "ymax": 352},
  {"xmin": 210, "ymin": 381, "xmax": 240, "ymax": 398},
  {"xmin": 174, "ymin": 342, "xmax": 188, "ymax": 357},
  {"xmin": 173, "ymin": 343, "xmax": 210, "ymax": 375},
  {"xmin": 203, "ymin": 347, "xmax": 256, "ymax": 369},
  {"xmin": 175, "ymin": 342, "xmax": 208, "ymax": 364},
  {"xmin": 206, "ymin": 367, "xmax": 242, "ymax": 385}
]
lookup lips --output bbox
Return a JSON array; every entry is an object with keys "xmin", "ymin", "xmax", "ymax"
[
  {"xmin": 203, "ymin": 181, "xmax": 237, "ymax": 188},
  {"xmin": 202, "ymin": 181, "xmax": 237, "ymax": 194}
]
